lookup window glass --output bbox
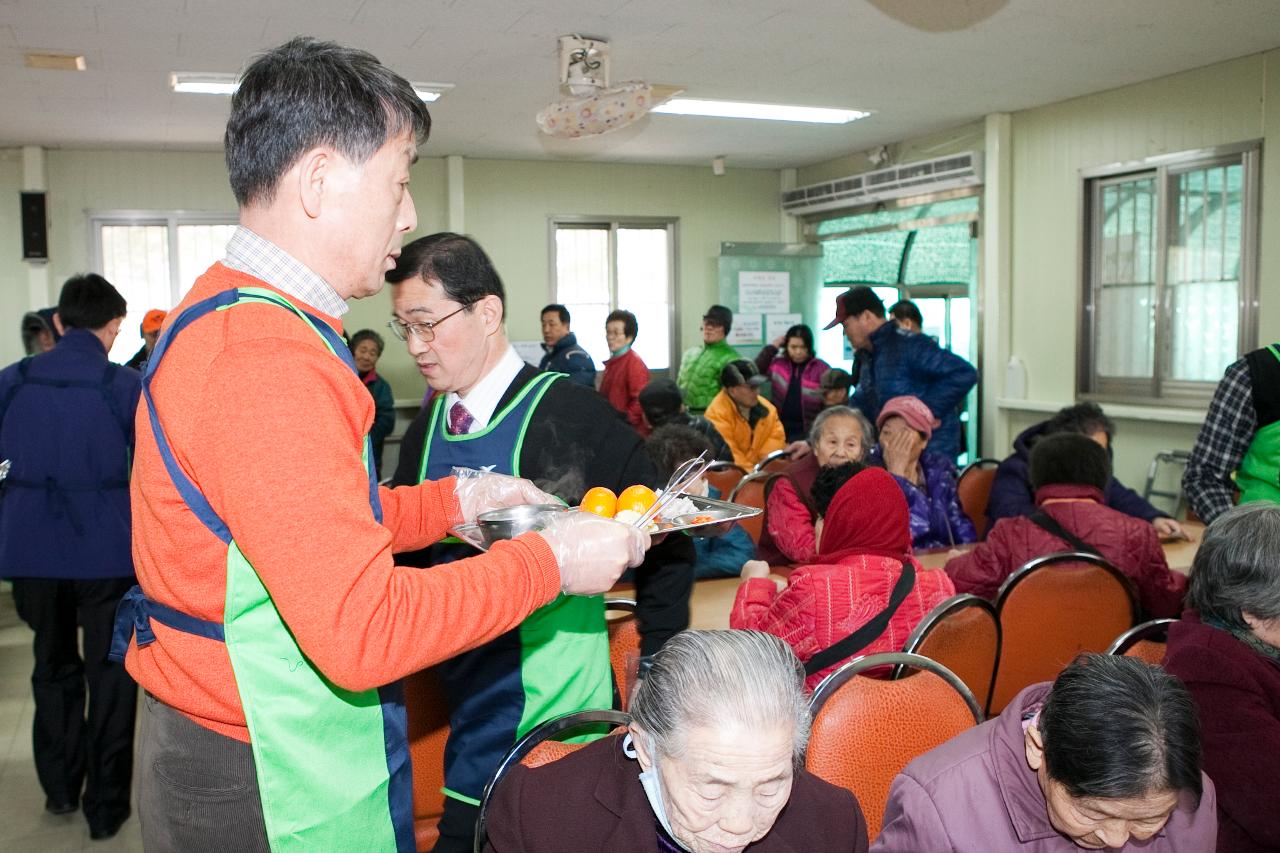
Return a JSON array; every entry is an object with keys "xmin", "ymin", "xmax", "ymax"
[
  {"xmin": 100, "ymin": 224, "xmax": 171, "ymax": 363},
  {"xmin": 1095, "ymin": 177, "xmax": 1157, "ymax": 379}
]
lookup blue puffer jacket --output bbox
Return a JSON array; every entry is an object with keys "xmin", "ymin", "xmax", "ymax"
[
  {"xmin": 851, "ymin": 322, "xmax": 977, "ymax": 459},
  {"xmin": 987, "ymin": 420, "xmax": 1168, "ymax": 525},
  {"xmin": 0, "ymin": 329, "xmax": 141, "ymax": 579},
  {"xmin": 871, "ymin": 446, "xmax": 977, "ymax": 550},
  {"xmin": 538, "ymin": 332, "xmax": 597, "ymax": 388}
]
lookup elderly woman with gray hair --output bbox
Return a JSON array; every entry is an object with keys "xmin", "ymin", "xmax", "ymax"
[
  {"xmin": 1164, "ymin": 502, "xmax": 1280, "ymax": 852},
  {"xmin": 483, "ymin": 630, "xmax": 869, "ymax": 853},
  {"xmin": 759, "ymin": 405, "xmax": 876, "ymax": 564}
]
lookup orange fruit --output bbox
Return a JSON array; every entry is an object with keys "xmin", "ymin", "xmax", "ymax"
[
  {"xmin": 615, "ymin": 484, "xmax": 657, "ymax": 517},
  {"xmin": 580, "ymin": 486, "xmax": 617, "ymax": 518}
]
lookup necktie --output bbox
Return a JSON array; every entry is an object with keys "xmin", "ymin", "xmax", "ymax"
[{"xmin": 448, "ymin": 401, "xmax": 475, "ymax": 436}]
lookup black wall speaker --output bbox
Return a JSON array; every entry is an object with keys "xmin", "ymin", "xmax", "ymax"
[{"xmin": 21, "ymin": 192, "xmax": 48, "ymax": 261}]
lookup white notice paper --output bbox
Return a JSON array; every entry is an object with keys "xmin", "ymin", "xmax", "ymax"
[
  {"xmin": 727, "ymin": 314, "xmax": 764, "ymax": 346},
  {"xmin": 738, "ymin": 271, "xmax": 791, "ymax": 314},
  {"xmin": 511, "ymin": 340, "xmax": 546, "ymax": 366},
  {"xmin": 765, "ymin": 313, "xmax": 803, "ymax": 344}
]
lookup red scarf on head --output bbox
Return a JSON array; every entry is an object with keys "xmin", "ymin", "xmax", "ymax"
[{"xmin": 817, "ymin": 466, "xmax": 913, "ymax": 562}]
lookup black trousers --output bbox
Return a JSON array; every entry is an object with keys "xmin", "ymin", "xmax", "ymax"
[
  {"xmin": 431, "ymin": 796, "xmax": 480, "ymax": 853},
  {"xmin": 11, "ymin": 576, "xmax": 138, "ymax": 825}
]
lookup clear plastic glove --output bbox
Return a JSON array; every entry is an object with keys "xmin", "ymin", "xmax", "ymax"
[
  {"xmin": 452, "ymin": 468, "xmax": 560, "ymax": 525},
  {"xmin": 535, "ymin": 512, "xmax": 650, "ymax": 596}
]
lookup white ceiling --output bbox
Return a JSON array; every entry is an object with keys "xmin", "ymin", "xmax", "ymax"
[{"xmin": 2, "ymin": 0, "xmax": 1280, "ymax": 169}]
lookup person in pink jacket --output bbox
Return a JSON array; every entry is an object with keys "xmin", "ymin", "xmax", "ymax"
[
  {"xmin": 731, "ymin": 464, "xmax": 955, "ymax": 691},
  {"xmin": 945, "ymin": 432, "xmax": 1187, "ymax": 619},
  {"xmin": 872, "ymin": 654, "xmax": 1217, "ymax": 852}
]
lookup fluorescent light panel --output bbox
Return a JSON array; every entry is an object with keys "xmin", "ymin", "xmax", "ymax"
[
  {"xmin": 170, "ymin": 72, "xmax": 451, "ymax": 102},
  {"xmin": 652, "ymin": 98, "xmax": 869, "ymax": 124}
]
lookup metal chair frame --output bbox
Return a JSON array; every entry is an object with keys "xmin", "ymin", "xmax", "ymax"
[
  {"xmin": 1143, "ymin": 450, "xmax": 1190, "ymax": 519},
  {"xmin": 808, "ymin": 651, "xmax": 983, "ymax": 725},
  {"xmin": 728, "ymin": 469, "xmax": 777, "ymax": 503},
  {"xmin": 752, "ymin": 448, "xmax": 793, "ymax": 474},
  {"xmin": 1104, "ymin": 618, "xmax": 1177, "ymax": 656},
  {"xmin": 473, "ymin": 708, "xmax": 632, "ymax": 853},
  {"xmin": 604, "ymin": 597, "xmax": 637, "ymax": 612},
  {"xmin": 895, "ymin": 593, "xmax": 1000, "ymax": 712}
]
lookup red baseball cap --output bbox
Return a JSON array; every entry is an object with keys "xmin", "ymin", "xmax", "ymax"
[{"xmin": 824, "ymin": 286, "xmax": 886, "ymax": 330}]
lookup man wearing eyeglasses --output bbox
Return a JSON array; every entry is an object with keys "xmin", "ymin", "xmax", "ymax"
[{"xmin": 388, "ymin": 231, "xmax": 697, "ymax": 853}]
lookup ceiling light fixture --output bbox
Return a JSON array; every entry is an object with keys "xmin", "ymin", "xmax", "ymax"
[
  {"xmin": 652, "ymin": 98, "xmax": 870, "ymax": 124},
  {"xmin": 25, "ymin": 53, "xmax": 87, "ymax": 71},
  {"xmin": 169, "ymin": 72, "xmax": 452, "ymax": 102}
]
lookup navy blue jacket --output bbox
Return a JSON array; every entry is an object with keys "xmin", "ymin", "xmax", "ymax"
[
  {"xmin": 851, "ymin": 322, "xmax": 977, "ymax": 459},
  {"xmin": 538, "ymin": 332, "xmax": 597, "ymax": 388},
  {"xmin": 987, "ymin": 420, "xmax": 1169, "ymax": 525},
  {"xmin": 0, "ymin": 329, "xmax": 141, "ymax": 579}
]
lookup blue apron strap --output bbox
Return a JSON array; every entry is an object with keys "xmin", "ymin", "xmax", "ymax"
[{"xmin": 109, "ymin": 584, "xmax": 226, "ymax": 662}]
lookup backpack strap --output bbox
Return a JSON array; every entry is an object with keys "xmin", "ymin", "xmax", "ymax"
[
  {"xmin": 1028, "ymin": 509, "xmax": 1102, "ymax": 557},
  {"xmin": 804, "ymin": 559, "xmax": 916, "ymax": 676}
]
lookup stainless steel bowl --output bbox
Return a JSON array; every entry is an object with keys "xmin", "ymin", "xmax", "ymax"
[{"xmin": 475, "ymin": 503, "xmax": 568, "ymax": 547}]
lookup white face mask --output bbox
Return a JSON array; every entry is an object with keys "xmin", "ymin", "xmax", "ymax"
[{"xmin": 626, "ymin": 734, "xmax": 694, "ymax": 852}]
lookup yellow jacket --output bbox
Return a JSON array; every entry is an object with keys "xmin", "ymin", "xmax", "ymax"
[{"xmin": 704, "ymin": 390, "xmax": 786, "ymax": 470}]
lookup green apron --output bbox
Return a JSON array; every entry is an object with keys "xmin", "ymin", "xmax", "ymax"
[
  {"xmin": 1238, "ymin": 344, "xmax": 1280, "ymax": 506},
  {"xmin": 417, "ymin": 371, "xmax": 611, "ymax": 804},
  {"xmin": 111, "ymin": 286, "xmax": 413, "ymax": 852}
]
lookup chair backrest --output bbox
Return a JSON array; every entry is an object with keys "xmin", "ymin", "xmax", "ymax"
[
  {"xmin": 897, "ymin": 594, "xmax": 1000, "ymax": 713},
  {"xmin": 704, "ymin": 461, "xmax": 747, "ymax": 499},
  {"xmin": 403, "ymin": 666, "xmax": 451, "ymax": 851},
  {"xmin": 988, "ymin": 551, "xmax": 1137, "ymax": 715},
  {"xmin": 605, "ymin": 597, "xmax": 640, "ymax": 702},
  {"xmin": 956, "ymin": 458, "xmax": 1001, "ymax": 540},
  {"xmin": 728, "ymin": 471, "xmax": 776, "ymax": 544},
  {"xmin": 1105, "ymin": 618, "xmax": 1177, "ymax": 666},
  {"xmin": 753, "ymin": 448, "xmax": 793, "ymax": 474},
  {"xmin": 807, "ymin": 652, "xmax": 982, "ymax": 839},
  {"xmin": 474, "ymin": 709, "xmax": 632, "ymax": 853}
]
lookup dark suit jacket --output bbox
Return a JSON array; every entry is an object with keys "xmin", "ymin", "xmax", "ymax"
[
  {"xmin": 483, "ymin": 734, "xmax": 869, "ymax": 853},
  {"xmin": 394, "ymin": 364, "xmax": 696, "ymax": 658}
]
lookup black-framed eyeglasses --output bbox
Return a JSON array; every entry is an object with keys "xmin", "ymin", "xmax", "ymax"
[{"xmin": 387, "ymin": 303, "xmax": 471, "ymax": 343}]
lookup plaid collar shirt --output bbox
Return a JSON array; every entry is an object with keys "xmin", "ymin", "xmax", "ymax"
[
  {"xmin": 1182, "ymin": 357, "xmax": 1255, "ymax": 523},
  {"xmin": 222, "ymin": 226, "xmax": 349, "ymax": 318}
]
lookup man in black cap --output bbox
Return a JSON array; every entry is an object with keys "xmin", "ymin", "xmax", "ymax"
[
  {"xmin": 675, "ymin": 304, "xmax": 741, "ymax": 413},
  {"xmin": 703, "ymin": 359, "xmax": 785, "ymax": 469},
  {"xmin": 638, "ymin": 377, "xmax": 732, "ymax": 462},
  {"xmin": 826, "ymin": 286, "xmax": 976, "ymax": 459}
]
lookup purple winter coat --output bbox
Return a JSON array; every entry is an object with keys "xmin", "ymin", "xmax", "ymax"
[
  {"xmin": 871, "ymin": 447, "xmax": 976, "ymax": 550},
  {"xmin": 988, "ymin": 420, "xmax": 1169, "ymax": 525},
  {"xmin": 871, "ymin": 682, "xmax": 1219, "ymax": 853}
]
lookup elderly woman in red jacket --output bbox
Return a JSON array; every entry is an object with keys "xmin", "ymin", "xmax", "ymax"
[
  {"xmin": 600, "ymin": 309, "xmax": 651, "ymax": 434},
  {"xmin": 945, "ymin": 432, "xmax": 1186, "ymax": 619},
  {"xmin": 732, "ymin": 463, "xmax": 955, "ymax": 691},
  {"xmin": 1164, "ymin": 502, "xmax": 1280, "ymax": 853}
]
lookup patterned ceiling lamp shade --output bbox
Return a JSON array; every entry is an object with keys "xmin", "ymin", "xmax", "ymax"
[{"xmin": 536, "ymin": 81, "xmax": 654, "ymax": 138}]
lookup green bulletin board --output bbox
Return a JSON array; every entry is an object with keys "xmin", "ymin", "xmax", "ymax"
[{"xmin": 716, "ymin": 242, "xmax": 824, "ymax": 363}]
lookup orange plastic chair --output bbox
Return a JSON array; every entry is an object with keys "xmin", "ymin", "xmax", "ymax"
[
  {"xmin": 605, "ymin": 597, "xmax": 641, "ymax": 702},
  {"xmin": 752, "ymin": 448, "xmax": 794, "ymax": 474},
  {"xmin": 806, "ymin": 652, "xmax": 982, "ymax": 839},
  {"xmin": 956, "ymin": 458, "xmax": 1001, "ymax": 539},
  {"xmin": 897, "ymin": 594, "xmax": 1000, "ymax": 714},
  {"xmin": 728, "ymin": 471, "xmax": 776, "ymax": 544},
  {"xmin": 988, "ymin": 551, "xmax": 1137, "ymax": 715},
  {"xmin": 403, "ymin": 667, "xmax": 451, "ymax": 851},
  {"xmin": 704, "ymin": 461, "xmax": 747, "ymax": 499},
  {"xmin": 1105, "ymin": 618, "xmax": 1177, "ymax": 666},
  {"xmin": 474, "ymin": 709, "xmax": 631, "ymax": 853}
]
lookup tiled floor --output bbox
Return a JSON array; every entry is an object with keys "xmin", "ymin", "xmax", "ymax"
[{"xmin": 0, "ymin": 584, "xmax": 144, "ymax": 852}]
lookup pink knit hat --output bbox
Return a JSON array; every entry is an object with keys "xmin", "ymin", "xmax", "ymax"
[{"xmin": 876, "ymin": 395, "xmax": 940, "ymax": 440}]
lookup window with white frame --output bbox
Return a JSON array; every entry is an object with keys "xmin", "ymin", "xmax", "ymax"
[
  {"xmin": 550, "ymin": 218, "xmax": 676, "ymax": 370},
  {"xmin": 92, "ymin": 211, "xmax": 238, "ymax": 363},
  {"xmin": 1080, "ymin": 143, "xmax": 1259, "ymax": 403}
]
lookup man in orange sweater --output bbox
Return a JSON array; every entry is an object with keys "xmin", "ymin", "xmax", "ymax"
[{"xmin": 116, "ymin": 38, "xmax": 646, "ymax": 852}]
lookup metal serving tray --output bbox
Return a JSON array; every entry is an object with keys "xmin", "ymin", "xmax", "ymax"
[{"xmin": 450, "ymin": 493, "xmax": 761, "ymax": 552}]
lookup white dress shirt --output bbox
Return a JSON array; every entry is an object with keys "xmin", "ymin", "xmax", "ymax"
[{"xmin": 444, "ymin": 345, "xmax": 527, "ymax": 432}]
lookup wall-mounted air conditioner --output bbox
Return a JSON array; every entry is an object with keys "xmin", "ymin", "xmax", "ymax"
[{"xmin": 781, "ymin": 151, "xmax": 983, "ymax": 215}]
